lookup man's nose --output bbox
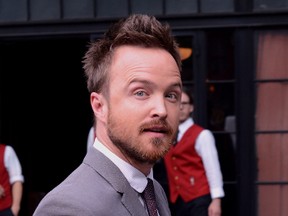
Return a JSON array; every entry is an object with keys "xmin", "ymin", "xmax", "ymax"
[{"xmin": 151, "ymin": 98, "xmax": 168, "ymax": 118}]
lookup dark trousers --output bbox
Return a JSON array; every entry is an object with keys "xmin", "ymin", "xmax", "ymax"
[
  {"xmin": 171, "ymin": 194, "xmax": 211, "ymax": 216},
  {"xmin": 0, "ymin": 208, "xmax": 13, "ymax": 216}
]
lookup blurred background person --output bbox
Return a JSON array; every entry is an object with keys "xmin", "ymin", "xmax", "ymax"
[{"xmin": 164, "ymin": 87, "xmax": 225, "ymax": 216}]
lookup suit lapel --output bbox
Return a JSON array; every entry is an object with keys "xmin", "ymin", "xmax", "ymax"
[
  {"xmin": 84, "ymin": 148, "xmax": 147, "ymax": 216},
  {"xmin": 121, "ymin": 184, "xmax": 147, "ymax": 216},
  {"xmin": 154, "ymin": 180, "xmax": 171, "ymax": 216}
]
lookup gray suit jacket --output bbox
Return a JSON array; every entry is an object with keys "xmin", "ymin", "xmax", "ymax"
[{"xmin": 33, "ymin": 147, "xmax": 171, "ymax": 216}]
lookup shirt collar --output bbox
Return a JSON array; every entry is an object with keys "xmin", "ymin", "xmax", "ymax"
[
  {"xmin": 178, "ymin": 117, "xmax": 194, "ymax": 141},
  {"xmin": 93, "ymin": 138, "xmax": 153, "ymax": 193}
]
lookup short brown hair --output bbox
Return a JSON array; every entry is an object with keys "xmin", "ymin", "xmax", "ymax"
[
  {"xmin": 182, "ymin": 86, "xmax": 194, "ymax": 105},
  {"xmin": 82, "ymin": 14, "xmax": 182, "ymax": 94}
]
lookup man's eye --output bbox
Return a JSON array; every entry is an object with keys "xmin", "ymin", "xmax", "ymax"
[
  {"xmin": 135, "ymin": 91, "xmax": 146, "ymax": 97},
  {"xmin": 167, "ymin": 93, "xmax": 178, "ymax": 100}
]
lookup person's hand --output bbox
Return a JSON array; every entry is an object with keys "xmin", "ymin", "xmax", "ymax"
[
  {"xmin": 11, "ymin": 204, "xmax": 20, "ymax": 216},
  {"xmin": 208, "ymin": 198, "xmax": 221, "ymax": 216},
  {"xmin": 0, "ymin": 185, "xmax": 5, "ymax": 198}
]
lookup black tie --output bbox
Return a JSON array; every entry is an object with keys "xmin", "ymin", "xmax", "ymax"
[{"xmin": 142, "ymin": 178, "xmax": 158, "ymax": 216}]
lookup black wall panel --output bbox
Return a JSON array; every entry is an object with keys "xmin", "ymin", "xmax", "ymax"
[
  {"xmin": 97, "ymin": 0, "xmax": 129, "ymax": 18},
  {"xmin": 30, "ymin": 0, "xmax": 61, "ymax": 21},
  {"xmin": 202, "ymin": 0, "xmax": 234, "ymax": 13},
  {"xmin": 166, "ymin": 0, "xmax": 198, "ymax": 15},
  {"xmin": 131, "ymin": 0, "xmax": 163, "ymax": 16},
  {"xmin": 0, "ymin": 0, "xmax": 27, "ymax": 22},
  {"xmin": 63, "ymin": 0, "xmax": 95, "ymax": 19}
]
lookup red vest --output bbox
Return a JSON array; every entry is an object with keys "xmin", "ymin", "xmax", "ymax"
[
  {"xmin": 0, "ymin": 144, "xmax": 12, "ymax": 210},
  {"xmin": 164, "ymin": 124, "xmax": 210, "ymax": 203}
]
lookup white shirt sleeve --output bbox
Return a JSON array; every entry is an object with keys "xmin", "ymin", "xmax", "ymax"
[
  {"xmin": 4, "ymin": 146, "xmax": 24, "ymax": 184},
  {"xmin": 195, "ymin": 129, "xmax": 225, "ymax": 199}
]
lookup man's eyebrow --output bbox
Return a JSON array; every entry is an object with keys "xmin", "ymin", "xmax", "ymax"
[
  {"xmin": 130, "ymin": 79, "xmax": 182, "ymax": 89},
  {"xmin": 130, "ymin": 78, "xmax": 151, "ymax": 84},
  {"xmin": 129, "ymin": 79, "xmax": 155, "ymax": 87},
  {"xmin": 171, "ymin": 83, "xmax": 182, "ymax": 89}
]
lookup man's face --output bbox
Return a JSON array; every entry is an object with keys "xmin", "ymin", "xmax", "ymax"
[
  {"xmin": 107, "ymin": 45, "xmax": 182, "ymax": 164},
  {"xmin": 179, "ymin": 92, "xmax": 193, "ymax": 123}
]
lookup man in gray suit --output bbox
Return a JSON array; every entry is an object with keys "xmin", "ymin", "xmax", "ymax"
[{"xmin": 33, "ymin": 14, "xmax": 182, "ymax": 216}]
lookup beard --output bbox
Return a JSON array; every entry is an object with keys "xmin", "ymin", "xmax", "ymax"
[{"xmin": 107, "ymin": 113, "xmax": 174, "ymax": 164}]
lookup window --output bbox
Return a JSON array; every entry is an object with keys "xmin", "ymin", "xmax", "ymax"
[{"xmin": 255, "ymin": 30, "xmax": 288, "ymax": 216}]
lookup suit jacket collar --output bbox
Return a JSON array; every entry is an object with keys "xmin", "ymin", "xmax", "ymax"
[{"xmin": 83, "ymin": 147, "xmax": 148, "ymax": 216}]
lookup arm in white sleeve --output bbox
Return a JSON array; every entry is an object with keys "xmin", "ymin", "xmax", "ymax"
[
  {"xmin": 195, "ymin": 130, "xmax": 225, "ymax": 199},
  {"xmin": 4, "ymin": 146, "xmax": 24, "ymax": 184}
]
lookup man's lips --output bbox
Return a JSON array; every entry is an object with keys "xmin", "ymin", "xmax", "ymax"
[{"xmin": 142, "ymin": 126, "xmax": 168, "ymax": 134}]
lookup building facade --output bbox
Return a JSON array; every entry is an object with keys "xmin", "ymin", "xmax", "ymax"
[{"xmin": 0, "ymin": 0, "xmax": 287, "ymax": 215}]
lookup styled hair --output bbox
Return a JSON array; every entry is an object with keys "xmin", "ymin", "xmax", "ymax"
[
  {"xmin": 82, "ymin": 14, "xmax": 182, "ymax": 94},
  {"xmin": 182, "ymin": 86, "xmax": 194, "ymax": 105}
]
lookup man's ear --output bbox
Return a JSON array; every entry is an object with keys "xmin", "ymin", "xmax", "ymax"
[
  {"xmin": 190, "ymin": 104, "xmax": 194, "ymax": 113},
  {"xmin": 91, "ymin": 92, "xmax": 107, "ymax": 122}
]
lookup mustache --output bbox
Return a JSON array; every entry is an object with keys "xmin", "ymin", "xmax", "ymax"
[{"xmin": 139, "ymin": 119, "xmax": 174, "ymax": 136}]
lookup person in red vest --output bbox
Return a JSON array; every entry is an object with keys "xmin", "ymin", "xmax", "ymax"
[
  {"xmin": 164, "ymin": 87, "xmax": 225, "ymax": 216},
  {"xmin": 0, "ymin": 144, "xmax": 24, "ymax": 216}
]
